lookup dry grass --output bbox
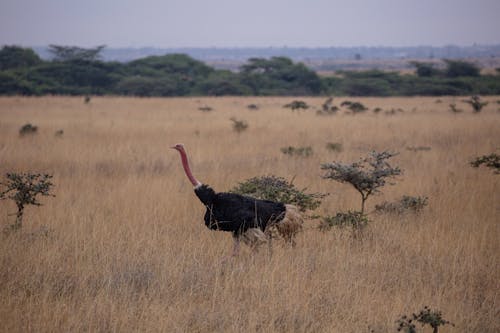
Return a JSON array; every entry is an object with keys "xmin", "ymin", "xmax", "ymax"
[{"xmin": 0, "ymin": 96, "xmax": 499, "ymax": 333}]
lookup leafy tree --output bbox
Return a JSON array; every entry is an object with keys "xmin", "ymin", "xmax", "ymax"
[
  {"xmin": 48, "ymin": 44, "xmax": 106, "ymax": 62},
  {"xmin": 410, "ymin": 61, "xmax": 441, "ymax": 77},
  {"xmin": 241, "ymin": 57, "xmax": 322, "ymax": 95},
  {"xmin": 0, "ymin": 173, "xmax": 54, "ymax": 230},
  {"xmin": 321, "ymin": 151, "xmax": 401, "ymax": 214},
  {"xmin": 0, "ymin": 45, "xmax": 42, "ymax": 70},
  {"xmin": 443, "ymin": 59, "xmax": 480, "ymax": 77}
]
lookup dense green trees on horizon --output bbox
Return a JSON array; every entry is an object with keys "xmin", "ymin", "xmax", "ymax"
[{"xmin": 0, "ymin": 45, "xmax": 499, "ymax": 97}]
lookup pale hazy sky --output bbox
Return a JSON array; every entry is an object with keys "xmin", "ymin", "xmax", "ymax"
[{"xmin": 1, "ymin": 0, "xmax": 499, "ymax": 48}]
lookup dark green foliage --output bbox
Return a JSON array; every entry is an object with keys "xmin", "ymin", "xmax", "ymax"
[
  {"xmin": 443, "ymin": 59, "xmax": 480, "ymax": 77},
  {"xmin": 375, "ymin": 195, "xmax": 428, "ymax": 215},
  {"xmin": 241, "ymin": 57, "xmax": 323, "ymax": 95},
  {"xmin": 283, "ymin": 100, "xmax": 309, "ymax": 111},
  {"xmin": 463, "ymin": 95, "xmax": 488, "ymax": 113},
  {"xmin": 470, "ymin": 153, "xmax": 500, "ymax": 174},
  {"xmin": 19, "ymin": 123, "xmax": 38, "ymax": 136},
  {"xmin": 321, "ymin": 151, "xmax": 401, "ymax": 214},
  {"xmin": 0, "ymin": 46, "xmax": 42, "ymax": 70},
  {"xmin": 319, "ymin": 211, "xmax": 368, "ymax": 231},
  {"xmin": 229, "ymin": 118, "xmax": 248, "ymax": 133},
  {"xmin": 1, "ymin": 46, "xmax": 500, "ymax": 96},
  {"xmin": 410, "ymin": 61, "xmax": 441, "ymax": 77},
  {"xmin": 0, "ymin": 173, "xmax": 54, "ymax": 230},
  {"xmin": 230, "ymin": 175, "xmax": 325, "ymax": 212},
  {"xmin": 281, "ymin": 146, "xmax": 313, "ymax": 157},
  {"xmin": 397, "ymin": 306, "xmax": 453, "ymax": 333},
  {"xmin": 48, "ymin": 45, "xmax": 106, "ymax": 62}
]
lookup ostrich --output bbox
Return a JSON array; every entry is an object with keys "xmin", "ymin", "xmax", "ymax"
[{"xmin": 171, "ymin": 143, "xmax": 303, "ymax": 255}]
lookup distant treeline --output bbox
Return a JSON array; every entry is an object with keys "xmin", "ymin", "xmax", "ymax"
[{"xmin": 1, "ymin": 45, "xmax": 499, "ymax": 97}]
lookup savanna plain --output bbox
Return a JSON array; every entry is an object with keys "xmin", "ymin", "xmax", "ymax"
[{"xmin": 0, "ymin": 96, "xmax": 499, "ymax": 332}]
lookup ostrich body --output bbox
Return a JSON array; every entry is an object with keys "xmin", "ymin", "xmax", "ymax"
[{"xmin": 172, "ymin": 143, "xmax": 302, "ymax": 255}]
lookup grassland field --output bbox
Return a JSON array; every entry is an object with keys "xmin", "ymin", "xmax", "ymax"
[{"xmin": 0, "ymin": 96, "xmax": 499, "ymax": 332}]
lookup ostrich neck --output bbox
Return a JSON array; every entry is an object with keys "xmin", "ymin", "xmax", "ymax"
[{"xmin": 178, "ymin": 148, "xmax": 202, "ymax": 188}]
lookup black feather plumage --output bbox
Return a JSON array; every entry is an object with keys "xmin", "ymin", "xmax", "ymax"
[{"xmin": 194, "ymin": 184, "xmax": 286, "ymax": 237}]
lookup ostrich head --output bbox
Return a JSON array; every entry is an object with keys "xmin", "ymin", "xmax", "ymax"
[{"xmin": 171, "ymin": 143, "xmax": 202, "ymax": 188}]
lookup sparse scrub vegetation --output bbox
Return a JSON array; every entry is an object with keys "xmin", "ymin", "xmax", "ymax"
[
  {"xmin": 341, "ymin": 100, "xmax": 368, "ymax": 113},
  {"xmin": 0, "ymin": 96, "xmax": 498, "ymax": 332}
]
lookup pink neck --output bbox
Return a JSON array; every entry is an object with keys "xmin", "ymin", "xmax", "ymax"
[{"xmin": 177, "ymin": 146, "xmax": 202, "ymax": 187}]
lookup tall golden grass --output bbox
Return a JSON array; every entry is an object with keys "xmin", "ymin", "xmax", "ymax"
[{"xmin": 0, "ymin": 96, "xmax": 499, "ymax": 332}]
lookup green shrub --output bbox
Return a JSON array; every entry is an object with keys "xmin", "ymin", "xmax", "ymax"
[
  {"xmin": 230, "ymin": 175, "xmax": 325, "ymax": 212},
  {"xmin": 280, "ymin": 146, "xmax": 313, "ymax": 157},
  {"xmin": 319, "ymin": 211, "xmax": 368, "ymax": 231},
  {"xmin": 229, "ymin": 118, "xmax": 248, "ymax": 133},
  {"xmin": 397, "ymin": 306, "xmax": 453, "ymax": 333},
  {"xmin": 283, "ymin": 100, "xmax": 309, "ymax": 111},
  {"xmin": 19, "ymin": 123, "xmax": 38, "ymax": 136},
  {"xmin": 325, "ymin": 142, "xmax": 343, "ymax": 152},
  {"xmin": 470, "ymin": 153, "xmax": 500, "ymax": 174},
  {"xmin": 375, "ymin": 195, "xmax": 428, "ymax": 215}
]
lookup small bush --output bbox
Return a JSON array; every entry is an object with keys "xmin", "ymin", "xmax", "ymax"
[
  {"xmin": 229, "ymin": 118, "xmax": 248, "ymax": 133},
  {"xmin": 230, "ymin": 175, "xmax": 326, "ymax": 212},
  {"xmin": 448, "ymin": 103, "xmax": 463, "ymax": 113},
  {"xmin": 341, "ymin": 100, "xmax": 368, "ymax": 113},
  {"xmin": 470, "ymin": 153, "xmax": 500, "ymax": 174},
  {"xmin": 284, "ymin": 100, "xmax": 309, "ymax": 111},
  {"xmin": 198, "ymin": 106, "xmax": 213, "ymax": 112},
  {"xmin": 281, "ymin": 146, "xmax": 313, "ymax": 157},
  {"xmin": 19, "ymin": 123, "xmax": 38, "ymax": 136},
  {"xmin": 396, "ymin": 306, "xmax": 453, "ymax": 333},
  {"xmin": 463, "ymin": 95, "xmax": 488, "ymax": 113},
  {"xmin": 325, "ymin": 142, "xmax": 343, "ymax": 152},
  {"xmin": 375, "ymin": 195, "xmax": 428, "ymax": 215},
  {"xmin": 319, "ymin": 211, "xmax": 368, "ymax": 231},
  {"xmin": 247, "ymin": 103, "xmax": 259, "ymax": 110}
]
